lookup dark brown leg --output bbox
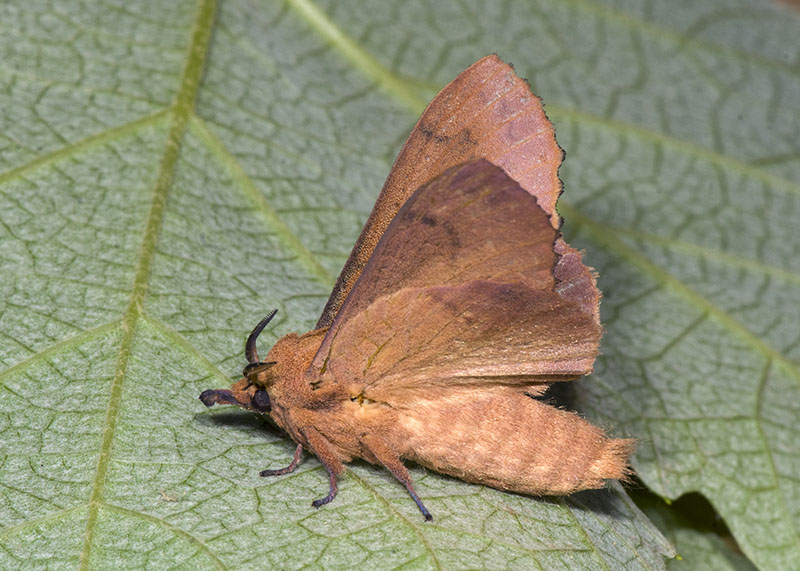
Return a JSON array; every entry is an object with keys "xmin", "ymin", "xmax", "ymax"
[
  {"xmin": 312, "ymin": 471, "xmax": 338, "ymax": 508},
  {"xmin": 361, "ymin": 433, "xmax": 432, "ymax": 521},
  {"xmin": 260, "ymin": 443, "xmax": 304, "ymax": 477},
  {"xmin": 302, "ymin": 427, "xmax": 345, "ymax": 509}
]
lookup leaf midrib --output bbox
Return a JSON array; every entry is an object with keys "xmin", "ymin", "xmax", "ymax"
[{"xmin": 77, "ymin": 0, "xmax": 217, "ymax": 567}]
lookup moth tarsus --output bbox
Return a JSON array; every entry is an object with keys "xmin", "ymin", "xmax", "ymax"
[
  {"xmin": 362, "ymin": 432, "xmax": 433, "ymax": 520},
  {"xmin": 259, "ymin": 443, "xmax": 304, "ymax": 477},
  {"xmin": 200, "ymin": 55, "xmax": 633, "ymax": 520}
]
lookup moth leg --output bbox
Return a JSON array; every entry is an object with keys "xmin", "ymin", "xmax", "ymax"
[
  {"xmin": 260, "ymin": 443, "xmax": 303, "ymax": 477},
  {"xmin": 302, "ymin": 426, "xmax": 345, "ymax": 509},
  {"xmin": 361, "ymin": 433, "xmax": 432, "ymax": 521}
]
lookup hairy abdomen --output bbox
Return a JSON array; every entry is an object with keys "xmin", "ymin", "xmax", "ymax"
[{"xmin": 390, "ymin": 386, "xmax": 632, "ymax": 495}]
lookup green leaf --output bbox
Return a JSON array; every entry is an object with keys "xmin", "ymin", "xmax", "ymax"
[{"xmin": 1, "ymin": 0, "xmax": 797, "ymax": 568}]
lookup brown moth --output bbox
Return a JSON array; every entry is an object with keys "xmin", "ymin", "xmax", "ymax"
[{"xmin": 200, "ymin": 55, "xmax": 633, "ymax": 520}]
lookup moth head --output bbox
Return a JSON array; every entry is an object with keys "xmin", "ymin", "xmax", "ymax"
[{"xmin": 199, "ymin": 310, "xmax": 279, "ymax": 414}]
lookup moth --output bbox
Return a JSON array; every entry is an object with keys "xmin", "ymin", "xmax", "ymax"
[{"xmin": 200, "ymin": 55, "xmax": 633, "ymax": 520}]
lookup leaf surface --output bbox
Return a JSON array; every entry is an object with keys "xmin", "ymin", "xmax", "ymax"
[{"xmin": 2, "ymin": 0, "xmax": 798, "ymax": 569}]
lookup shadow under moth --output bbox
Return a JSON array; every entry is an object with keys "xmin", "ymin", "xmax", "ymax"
[{"xmin": 200, "ymin": 55, "xmax": 633, "ymax": 520}]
